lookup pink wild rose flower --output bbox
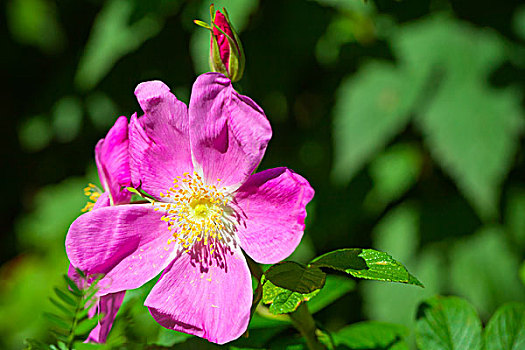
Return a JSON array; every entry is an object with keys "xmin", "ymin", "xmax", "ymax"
[
  {"xmin": 69, "ymin": 116, "xmax": 131, "ymax": 343},
  {"xmin": 65, "ymin": 73, "xmax": 314, "ymax": 344}
]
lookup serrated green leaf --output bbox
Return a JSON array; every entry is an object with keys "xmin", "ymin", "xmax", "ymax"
[
  {"xmin": 310, "ymin": 248, "xmax": 423, "ymax": 286},
  {"xmin": 264, "ymin": 262, "xmax": 326, "ymax": 294},
  {"xmin": 261, "ymin": 262, "xmax": 325, "ymax": 315},
  {"xmin": 263, "ymin": 280, "xmax": 320, "ymax": 315},
  {"xmin": 334, "ymin": 321, "xmax": 409, "ymax": 349},
  {"xmin": 415, "ymin": 296, "xmax": 482, "ymax": 350},
  {"xmin": 332, "ymin": 62, "xmax": 419, "ymax": 183},
  {"xmin": 44, "ymin": 312, "xmax": 70, "ymax": 330},
  {"xmin": 484, "ymin": 302, "xmax": 525, "ymax": 350},
  {"xmin": 54, "ymin": 287, "xmax": 77, "ymax": 307},
  {"xmin": 393, "ymin": 15, "xmax": 523, "ymax": 220}
]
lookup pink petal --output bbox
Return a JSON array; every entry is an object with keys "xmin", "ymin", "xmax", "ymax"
[
  {"xmin": 145, "ymin": 244, "xmax": 252, "ymax": 344},
  {"xmin": 66, "ymin": 204, "xmax": 177, "ymax": 294},
  {"xmin": 233, "ymin": 167, "xmax": 314, "ymax": 264},
  {"xmin": 95, "ymin": 116, "xmax": 131, "ymax": 205},
  {"xmin": 189, "ymin": 73, "xmax": 272, "ymax": 190},
  {"xmin": 86, "ymin": 291, "xmax": 125, "ymax": 343},
  {"xmin": 93, "ymin": 191, "xmax": 111, "ymax": 210},
  {"xmin": 130, "ymin": 81, "xmax": 193, "ymax": 198}
]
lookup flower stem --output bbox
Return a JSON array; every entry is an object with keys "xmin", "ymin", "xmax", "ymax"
[{"xmin": 289, "ymin": 303, "xmax": 326, "ymax": 350}]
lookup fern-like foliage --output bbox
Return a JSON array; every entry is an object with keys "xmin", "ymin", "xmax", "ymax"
[{"xmin": 25, "ymin": 269, "xmax": 102, "ymax": 350}]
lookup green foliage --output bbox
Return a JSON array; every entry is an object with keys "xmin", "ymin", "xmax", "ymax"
[
  {"xmin": 333, "ymin": 14, "xmax": 524, "ymax": 220},
  {"xmin": 307, "ymin": 275, "xmax": 355, "ymax": 314},
  {"xmin": 74, "ymin": 0, "xmax": 167, "ymax": 91},
  {"xmin": 364, "ymin": 143, "xmax": 423, "ymax": 213},
  {"xmin": 416, "ymin": 297, "xmax": 525, "ymax": 350},
  {"xmin": 450, "ymin": 227, "xmax": 525, "ymax": 319},
  {"xmin": 45, "ymin": 270, "xmax": 101, "ymax": 349},
  {"xmin": 415, "ymin": 296, "xmax": 482, "ymax": 350},
  {"xmin": 332, "ymin": 62, "xmax": 418, "ymax": 183},
  {"xmin": 6, "ymin": 0, "xmax": 64, "ymax": 53},
  {"xmin": 334, "ymin": 321, "xmax": 409, "ymax": 350},
  {"xmin": 310, "ymin": 248, "xmax": 423, "ymax": 287},
  {"xmin": 484, "ymin": 302, "xmax": 525, "ymax": 350},
  {"xmin": 261, "ymin": 262, "xmax": 326, "ymax": 314}
]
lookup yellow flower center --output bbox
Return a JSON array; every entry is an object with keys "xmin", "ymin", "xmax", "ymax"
[{"xmin": 155, "ymin": 172, "xmax": 233, "ymax": 251}]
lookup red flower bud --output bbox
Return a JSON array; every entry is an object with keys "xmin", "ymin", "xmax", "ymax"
[{"xmin": 194, "ymin": 5, "xmax": 245, "ymax": 82}]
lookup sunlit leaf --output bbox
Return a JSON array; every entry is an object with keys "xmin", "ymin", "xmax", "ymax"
[
  {"xmin": 484, "ymin": 302, "xmax": 525, "ymax": 350},
  {"xmin": 310, "ymin": 248, "xmax": 423, "ymax": 286},
  {"xmin": 261, "ymin": 262, "xmax": 326, "ymax": 315},
  {"xmin": 334, "ymin": 321, "xmax": 409, "ymax": 349},
  {"xmin": 415, "ymin": 296, "xmax": 482, "ymax": 350},
  {"xmin": 332, "ymin": 62, "xmax": 419, "ymax": 183},
  {"xmin": 362, "ymin": 204, "xmax": 442, "ymax": 327}
]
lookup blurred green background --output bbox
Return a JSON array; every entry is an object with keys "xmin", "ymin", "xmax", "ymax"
[{"xmin": 1, "ymin": 0, "xmax": 524, "ymax": 348}]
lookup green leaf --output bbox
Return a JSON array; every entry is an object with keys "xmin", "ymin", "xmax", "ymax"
[
  {"xmin": 264, "ymin": 262, "xmax": 326, "ymax": 294},
  {"xmin": 265, "ymin": 283, "xmax": 320, "ymax": 315},
  {"xmin": 6, "ymin": 0, "xmax": 65, "ymax": 54},
  {"xmin": 308, "ymin": 275, "xmax": 355, "ymax": 314},
  {"xmin": 43, "ymin": 312, "xmax": 70, "ymax": 330},
  {"xmin": 63, "ymin": 275, "xmax": 81, "ymax": 296},
  {"xmin": 394, "ymin": 16, "xmax": 523, "ymax": 219},
  {"xmin": 484, "ymin": 302, "xmax": 525, "ymax": 350},
  {"xmin": 450, "ymin": 227, "xmax": 525, "ymax": 318},
  {"xmin": 75, "ymin": 0, "xmax": 164, "ymax": 91},
  {"xmin": 49, "ymin": 297, "xmax": 74, "ymax": 317},
  {"xmin": 415, "ymin": 296, "xmax": 482, "ymax": 350},
  {"xmin": 261, "ymin": 262, "xmax": 326, "ymax": 315},
  {"xmin": 53, "ymin": 287, "xmax": 76, "ymax": 307},
  {"xmin": 310, "ymin": 248, "xmax": 423, "ymax": 287},
  {"xmin": 332, "ymin": 62, "xmax": 419, "ymax": 183},
  {"xmin": 364, "ymin": 144, "xmax": 423, "ymax": 213},
  {"xmin": 334, "ymin": 321, "xmax": 409, "ymax": 349},
  {"xmin": 74, "ymin": 316, "xmax": 100, "ymax": 336}
]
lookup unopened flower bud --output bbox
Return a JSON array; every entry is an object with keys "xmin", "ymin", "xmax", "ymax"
[{"xmin": 194, "ymin": 5, "xmax": 245, "ymax": 82}]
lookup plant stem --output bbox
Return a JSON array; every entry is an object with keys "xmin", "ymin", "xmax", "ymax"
[{"xmin": 289, "ymin": 303, "xmax": 326, "ymax": 350}]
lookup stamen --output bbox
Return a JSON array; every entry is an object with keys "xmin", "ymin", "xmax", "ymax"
[
  {"xmin": 154, "ymin": 171, "xmax": 234, "ymax": 249},
  {"xmin": 81, "ymin": 183, "xmax": 102, "ymax": 212}
]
